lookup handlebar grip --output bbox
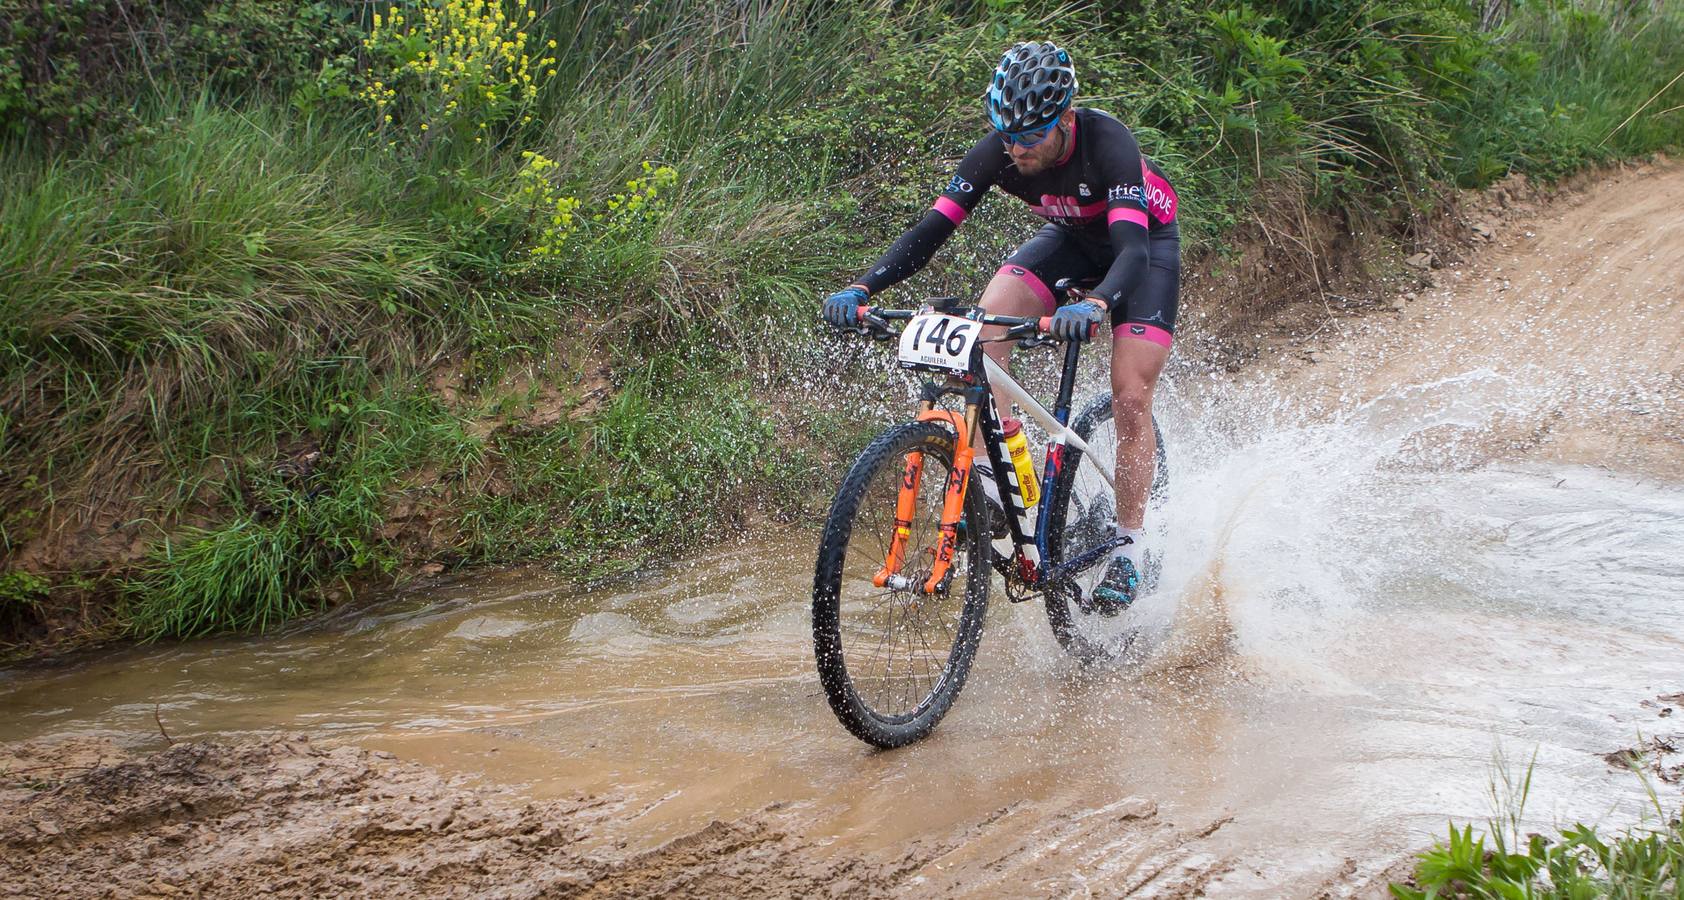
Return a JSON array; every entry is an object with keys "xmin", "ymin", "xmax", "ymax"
[
  {"xmin": 856, "ymin": 305, "xmax": 872, "ymax": 322},
  {"xmin": 1033, "ymin": 317, "xmax": 1104, "ymax": 340}
]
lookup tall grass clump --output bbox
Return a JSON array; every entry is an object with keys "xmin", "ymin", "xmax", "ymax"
[
  {"xmin": 0, "ymin": 103, "xmax": 461, "ymax": 546},
  {"xmin": 1447, "ymin": 0, "xmax": 1684, "ymax": 185},
  {"xmin": 126, "ymin": 387, "xmax": 479, "ymax": 639}
]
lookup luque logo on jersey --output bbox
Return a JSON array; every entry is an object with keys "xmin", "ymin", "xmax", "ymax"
[
  {"xmin": 946, "ymin": 175, "xmax": 975, "ymax": 194},
  {"xmin": 1078, "ymin": 183, "xmax": 1091, "ymax": 197},
  {"xmin": 1142, "ymin": 168, "xmax": 1178, "ymax": 222}
]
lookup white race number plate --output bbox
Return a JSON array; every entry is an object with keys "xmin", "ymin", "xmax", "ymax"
[{"xmin": 897, "ymin": 313, "xmax": 982, "ymax": 375}]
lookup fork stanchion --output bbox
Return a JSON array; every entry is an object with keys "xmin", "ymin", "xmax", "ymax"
[
  {"xmin": 914, "ymin": 404, "xmax": 978, "ymax": 595},
  {"xmin": 872, "ymin": 450, "xmax": 925, "ymax": 588},
  {"xmin": 873, "ymin": 398, "xmax": 935, "ymax": 588}
]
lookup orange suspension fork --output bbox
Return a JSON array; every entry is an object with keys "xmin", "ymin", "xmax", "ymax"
[
  {"xmin": 917, "ymin": 403, "xmax": 980, "ymax": 595},
  {"xmin": 872, "ymin": 451, "xmax": 927, "ymax": 588},
  {"xmin": 873, "ymin": 400, "xmax": 936, "ymax": 588}
]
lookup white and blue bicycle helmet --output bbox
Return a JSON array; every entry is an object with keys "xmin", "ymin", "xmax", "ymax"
[{"xmin": 984, "ymin": 41, "xmax": 1078, "ymax": 133}]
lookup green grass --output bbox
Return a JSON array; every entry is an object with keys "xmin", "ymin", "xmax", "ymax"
[
  {"xmin": 1396, "ymin": 817, "xmax": 1684, "ymax": 898},
  {"xmin": 1447, "ymin": 0, "xmax": 1684, "ymax": 186}
]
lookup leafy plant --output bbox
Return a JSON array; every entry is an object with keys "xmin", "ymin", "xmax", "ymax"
[
  {"xmin": 1392, "ymin": 750, "xmax": 1684, "ymax": 898},
  {"xmin": 356, "ymin": 0, "xmax": 558, "ymax": 150}
]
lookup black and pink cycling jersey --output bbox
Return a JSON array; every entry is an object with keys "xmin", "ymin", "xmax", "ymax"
[{"xmin": 855, "ymin": 108, "xmax": 1179, "ymax": 326}]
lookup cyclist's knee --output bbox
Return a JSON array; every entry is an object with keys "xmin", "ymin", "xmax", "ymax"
[
  {"xmin": 1110, "ymin": 377, "xmax": 1153, "ymax": 422},
  {"xmin": 981, "ymin": 268, "xmax": 1052, "ymax": 317}
]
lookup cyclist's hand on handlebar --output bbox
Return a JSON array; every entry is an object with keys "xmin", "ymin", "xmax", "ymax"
[
  {"xmin": 1050, "ymin": 299, "xmax": 1106, "ymax": 342},
  {"xmin": 822, "ymin": 285, "xmax": 870, "ymax": 328}
]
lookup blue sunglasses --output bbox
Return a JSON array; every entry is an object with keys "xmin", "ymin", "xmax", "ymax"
[{"xmin": 1000, "ymin": 120, "xmax": 1059, "ymax": 148}]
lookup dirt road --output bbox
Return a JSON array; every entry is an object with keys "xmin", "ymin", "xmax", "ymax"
[
  {"xmin": 3, "ymin": 160, "xmax": 1681, "ymax": 898},
  {"xmin": 1275, "ymin": 156, "xmax": 1682, "ymax": 478}
]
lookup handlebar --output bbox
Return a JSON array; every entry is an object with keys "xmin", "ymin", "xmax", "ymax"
[{"xmin": 845, "ymin": 305, "xmax": 1101, "ymax": 343}]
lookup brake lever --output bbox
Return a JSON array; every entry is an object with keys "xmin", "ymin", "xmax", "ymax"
[
  {"xmin": 862, "ymin": 311, "xmax": 894, "ymax": 339},
  {"xmin": 997, "ymin": 320, "xmax": 1056, "ymax": 349}
]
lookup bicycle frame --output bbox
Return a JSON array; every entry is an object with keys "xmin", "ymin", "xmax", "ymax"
[
  {"xmin": 977, "ymin": 343, "xmax": 1115, "ymax": 587},
  {"xmin": 876, "ymin": 312, "xmax": 1116, "ymax": 596}
]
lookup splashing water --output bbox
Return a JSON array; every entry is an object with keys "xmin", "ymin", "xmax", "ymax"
[{"xmin": 1104, "ymin": 365, "xmax": 1681, "ymax": 677}]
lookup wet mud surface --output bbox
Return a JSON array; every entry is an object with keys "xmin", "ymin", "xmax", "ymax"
[
  {"xmin": 0, "ymin": 735, "xmax": 913, "ymax": 899},
  {"xmin": 4, "ymin": 160, "xmax": 1683, "ymax": 897},
  {"xmin": 0, "ymin": 735, "xmax": 1282, "ymax": 899}
]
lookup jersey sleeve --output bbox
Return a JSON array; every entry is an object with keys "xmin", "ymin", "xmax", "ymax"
[
  {"xmin": 855, "ymin": 135, "xmax": 1007, "ymax": 295},
  {"xmin": 1087, "ymin": 118, "xmax": 1151, "ymax": 308}
]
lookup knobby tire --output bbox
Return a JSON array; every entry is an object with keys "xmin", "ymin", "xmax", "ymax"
[{"xmin": 812, "ymin": 421, "xmax": 990, "ymax": 748}]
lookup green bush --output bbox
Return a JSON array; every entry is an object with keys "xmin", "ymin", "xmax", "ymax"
[
  {"xmin": 126, "ymin": 387, "xmax": 478, "ymax": 639},
  {"xmin": 0, "ymin": 0, "xmax": 357, "ymax": 140},
  {"xmin": 1447, "ymin": 0, "xmax": 1684, "ymax": 186},
  {"xmin": 1394, "ymin": 816, "xmax": 1684, "ymax": 898}
]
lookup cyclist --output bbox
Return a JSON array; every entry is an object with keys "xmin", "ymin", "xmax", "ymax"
[{"xmin": 822, "ymin": 40, "xmax": 1180, "ymax": 613}]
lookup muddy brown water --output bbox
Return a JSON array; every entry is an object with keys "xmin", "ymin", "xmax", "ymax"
[{"xmin": 5, "ymin": 163, "xmax": 1683, "ymax": 896}]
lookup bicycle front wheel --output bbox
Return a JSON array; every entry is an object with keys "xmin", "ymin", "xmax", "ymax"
[{"xmin": 812, "ymin": 421, "xmax": 990, "ymax": 748}]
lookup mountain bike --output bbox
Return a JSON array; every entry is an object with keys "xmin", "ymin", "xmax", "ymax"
[{"xmin": 812, "ymin": 288, "xmax": 1168, "ymax": 748}]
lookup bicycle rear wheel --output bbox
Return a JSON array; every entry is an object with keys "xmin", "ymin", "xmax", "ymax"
[
  {"xmin": 1043, "ymin": 394, "xmax": 1168, "ymax": 661},
  {"xmin": 812, "ymin": 421, "xmax": 990, "ymax": 748}
]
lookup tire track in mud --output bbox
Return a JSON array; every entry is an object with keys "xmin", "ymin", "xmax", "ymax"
[{"xmin": 1, "ymin": 735, "xmax": 1254, "ymax": 898}]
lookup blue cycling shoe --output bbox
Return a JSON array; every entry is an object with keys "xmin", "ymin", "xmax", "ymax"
[{"xmin": 1091, "ymin": 555, "xmax": 1139, "ymax": 617}]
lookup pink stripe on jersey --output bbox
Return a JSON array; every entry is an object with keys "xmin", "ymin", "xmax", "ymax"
[
  {"xmin": 932, "ymin": 196, "xmax": 968, "ymax": 225},
  {"xmin": 1108, "ymin": 207, "xmax": 1148, "ymax": 228},
  {"xmin": 1114, "ymin": 321, "xmax": 1173, "ymax": 347},
  {"xmin": 997, "ymin": 264, "xmax": 1056, "ymax": 314},
  {"xmin": 1032, "ymin": 195, "xmax": 1106, "ymax": 220}
]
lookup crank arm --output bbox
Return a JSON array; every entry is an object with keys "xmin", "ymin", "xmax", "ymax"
[{"xmin": 1044, "ymin": 534, "xmax": 1131, "ymax": 585}]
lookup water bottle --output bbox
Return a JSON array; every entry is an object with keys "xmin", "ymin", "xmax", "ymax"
[{"xmin": 1001, "ymin": 418, "xmax": 1040, "ymax": 506}]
